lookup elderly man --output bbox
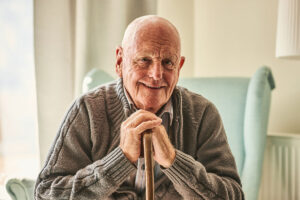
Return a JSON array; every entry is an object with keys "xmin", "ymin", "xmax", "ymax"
[{"xmin": 35, "ymin": 15, "xmax": 244, "ymax": 199}]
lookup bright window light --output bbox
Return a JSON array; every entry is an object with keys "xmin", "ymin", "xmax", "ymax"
[{"xmin": 0, "ymin": 0, "xmax": 39, "ymax": 197}]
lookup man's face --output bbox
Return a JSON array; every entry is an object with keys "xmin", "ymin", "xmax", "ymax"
[{"xmin": 116, "ymin": 24, "xmax": 185, "ymax": 113}]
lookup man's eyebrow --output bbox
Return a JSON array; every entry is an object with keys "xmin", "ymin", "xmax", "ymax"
[
  {"xmin": 163, "ymin": 54, "xmax": 179, "ymax": 62},
  {"xmin": 134, "ymin": 51, "xmax": 153, "ymax": 56},
  {"xmin": 135, "ymin": 51, "xmax": 178, "ymax": 57},
  {"xmin": 135, "ymin": 53, "xmax": 152, "ymax": 57}
]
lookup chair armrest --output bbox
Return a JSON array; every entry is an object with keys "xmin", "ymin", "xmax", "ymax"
[
  {"xmin": 242, "ymin": 66, "xmax": 275, "ymax": 200},
  {"xmin": 6, "ymin": 178, "xmax": 35, "ymax": 200}
]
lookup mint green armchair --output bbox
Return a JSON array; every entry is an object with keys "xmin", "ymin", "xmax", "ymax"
[
  {"xmin": 7, "ymin": 67, "xmax": 274, "ymax": 200},
  {"xmin": 178, "ymin": 66, "xmax": 275, "ymax": 200},
  {"xmin": 82, "ymin": 66, "xmax": 275, "ymax": 200}
]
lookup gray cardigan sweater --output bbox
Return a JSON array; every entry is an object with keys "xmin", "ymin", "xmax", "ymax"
[{"xmin": 35, "ymin": 79, "xmax": 244, "ymax": 200}]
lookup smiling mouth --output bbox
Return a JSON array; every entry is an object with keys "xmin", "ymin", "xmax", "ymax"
[{"xmin": 141, "ymin": 83, "xmax": 166, "ymax": 89}]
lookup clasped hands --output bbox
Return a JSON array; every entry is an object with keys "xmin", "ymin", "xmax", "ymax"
[{"xmin": 119, "ymin": 110, "xmax": 175, "ymax": 168}]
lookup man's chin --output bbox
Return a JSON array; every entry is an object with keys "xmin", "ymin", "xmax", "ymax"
[{"xmin": 137, "ymin": 99, "xmax": 165, "ymax": 113}]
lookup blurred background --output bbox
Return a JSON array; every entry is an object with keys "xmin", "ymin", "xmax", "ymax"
[{"xmin": 0, "ymin": 0, "xmax": 39, "ymax": 198}]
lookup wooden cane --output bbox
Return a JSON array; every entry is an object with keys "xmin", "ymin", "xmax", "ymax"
[{"xmin": 143, "ymin": 130, "xmax": 154, "ymax": 200}]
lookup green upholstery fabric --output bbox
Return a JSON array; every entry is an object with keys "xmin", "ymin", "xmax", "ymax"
[
  {"xmin": 242, "ymin": 67, "xmax": 275, "ymax": 200},
  {"xmin": 178, "ymin": 77, "xmax": 249, "ymax": 174},
  {"xmin": 82, "ymin": 68, "xmax": 115, "ymax": 93},
  {"xmin": 6, "ymin": 178, "xmax": 35, "ymax": 200},
  {"xmin": 178, "ymin": 66, "xmax": 275, "ymax": 200}
]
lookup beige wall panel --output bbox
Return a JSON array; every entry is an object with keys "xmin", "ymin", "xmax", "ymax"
[{"xmin": 194, "ymin": 0, "xmax": 300, "ymax": 133}]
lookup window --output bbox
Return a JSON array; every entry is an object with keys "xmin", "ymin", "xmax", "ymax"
[{"xmin": 0, "ymin": 0, "xmax": 39, "ymax": 197}]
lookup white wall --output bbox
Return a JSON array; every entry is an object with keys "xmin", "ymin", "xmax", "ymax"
[{"xmin": 158, "ymin": 0, "xmax": 300, "ymax": 133}]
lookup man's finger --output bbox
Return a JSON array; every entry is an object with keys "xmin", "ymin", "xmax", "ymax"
[
  {"xmin": 126, "ymin": 110, "xmax": 161, "ymax": 128},
  {"xmin": 121, "ymin": 110, "xmax": 147, "ymax": 127},
  {"xmin": 134, "ymin": 119, "xmax": 162, "ymax": 134}
]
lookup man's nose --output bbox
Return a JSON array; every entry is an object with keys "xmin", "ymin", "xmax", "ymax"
[{"xmin": 148, "ymin": 61, "xmax": 163, "ymax": 80}]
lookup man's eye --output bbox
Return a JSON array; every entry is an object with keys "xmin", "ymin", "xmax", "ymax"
[
  {"xmin": 162, "ymin": 59, "xmax": 175, "ymax": 69},
  {"xmin": 136, "ymin": 57, "xmax": 151, "ymax": 68},
  {"xmin": 141, "ymin": 57, "xmax": 150, "ymax": 62}
]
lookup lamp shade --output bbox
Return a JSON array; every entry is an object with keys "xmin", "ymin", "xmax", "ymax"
[{"xmin": 276, "ymin": 0, "xmax": 300, "ymax": 58}]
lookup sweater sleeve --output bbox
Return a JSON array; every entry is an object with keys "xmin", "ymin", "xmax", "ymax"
[
  {"xmin": 34, "ymin": 98, "xmax": 136, "ymax": 200},
  {"xmin": 162, "ymin": 103, "xmax": 244, "ymax": 200}
]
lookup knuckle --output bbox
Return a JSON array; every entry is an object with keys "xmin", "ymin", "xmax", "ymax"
[{"xmin": 121, "ymin": 121, "xmax": 126, "ymax": 128}]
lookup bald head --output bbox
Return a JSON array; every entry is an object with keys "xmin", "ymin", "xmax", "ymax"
[{"xmin": 121, "ymin": 15, "xmax": 181, "ymax": 53}]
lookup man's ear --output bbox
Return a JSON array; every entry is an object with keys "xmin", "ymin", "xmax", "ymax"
[
  {"xmin": 178, "ymin": 56, "xmax": 185, "ymax": 71},
  {"xmin": 115, "ymin": 46, "xmax": 123, "ymax": 78}
]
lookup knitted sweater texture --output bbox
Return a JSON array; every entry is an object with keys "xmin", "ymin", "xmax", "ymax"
[{"xmin": 34, "ymin": 79, "xmax": 244, "ymax": 200}]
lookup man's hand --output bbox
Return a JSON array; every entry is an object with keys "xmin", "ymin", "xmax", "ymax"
[
  {"xmin": 152, "ymin": 125, "xmax": 176, "ymax": 168},
  {"xmin": 119, "ymin": 110, "xmax": 162, "ymax": 163},
  {"xmin": 120, "ymin": 109, "xmax": 176, "ymax": 168}
]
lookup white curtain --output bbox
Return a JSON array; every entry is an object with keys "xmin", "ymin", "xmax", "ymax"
[{"xmin": 34, "ymin": 0, "xmax": 156, "ymax": 165}]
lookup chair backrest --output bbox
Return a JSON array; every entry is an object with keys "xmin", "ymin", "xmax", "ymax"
[
  {"xmin": 178, "ymin": 77, "xmax": 249, "ymax": 174},
  {"xmin": 178, "ymin": 66, "xmax": 275, "ymax": 200},
  {"xmin": 82, "ymin": 68, "xmax": 115, "ymax": 93},
  {"xmin": 82, "ymin": 66, "xmax": 275, "ymax": 200}
]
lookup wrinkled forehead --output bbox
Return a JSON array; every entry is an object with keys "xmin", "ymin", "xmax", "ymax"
[
  {"xmin": 133, "ymin": 41, "xmax": 179, "ymax": 61},
  {"xmin": 128, "ymin": 27, "xmax": 180, "ymax": 58}
]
